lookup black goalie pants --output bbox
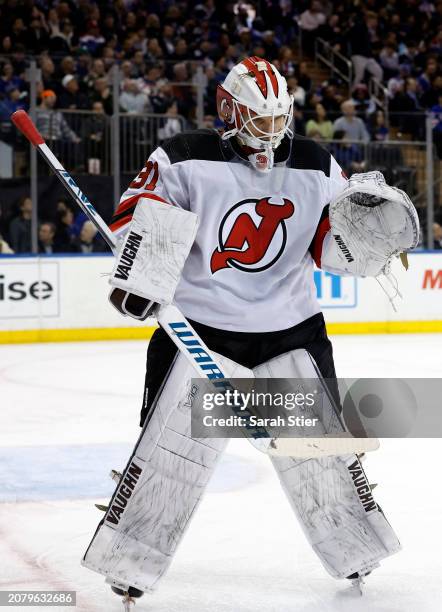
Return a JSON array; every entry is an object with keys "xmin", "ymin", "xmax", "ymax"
[{"xmin": 140, "ymin": 312, "xmax": 338, "ymax": 427}]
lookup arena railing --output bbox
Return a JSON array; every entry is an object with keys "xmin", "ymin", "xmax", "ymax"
[
  {"xmin": 1, "ymin": 109, "xmax": 439, "ymax": 250},
  {"xmin": 314, "ymin": 38, "xmax": 353, "ymax": 95}
]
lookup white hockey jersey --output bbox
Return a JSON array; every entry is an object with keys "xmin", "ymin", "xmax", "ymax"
[{"xmin": 110, "ymin": 130, "xmax": 347, "ymax": 332}]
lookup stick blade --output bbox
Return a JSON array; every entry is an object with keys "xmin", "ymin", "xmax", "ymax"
[
  {"xmin": 11, "ymin": 110, "xmax": 44, "ymax": 146},
  {"xmin": 268, "ymin": 435, "xmax": 380, "ymax": 458}
]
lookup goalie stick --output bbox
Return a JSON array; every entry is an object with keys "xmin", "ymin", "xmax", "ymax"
[{"xmin": 11, "ymin": 109, "xmax": 378, "ymax": 458}]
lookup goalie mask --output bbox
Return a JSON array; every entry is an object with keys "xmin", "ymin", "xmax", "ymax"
[{"xmin": 217, "ymin": 56, "xmax": 294, "ymax": 172}]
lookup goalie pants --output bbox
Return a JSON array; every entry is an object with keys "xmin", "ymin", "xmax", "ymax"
[{"xmin": 140, "ymin": 312, "xmax": 339, "ymax": 427}]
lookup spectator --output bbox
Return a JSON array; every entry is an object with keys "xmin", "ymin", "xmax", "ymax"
[
  {"xmin": 298, "ymin": 1, "xmax": 326, "ymax": 56},
  {"xmin": 417, "ymin": 57, "xmax": 439, "ymax": 93},
  {"xmin": 431, "ymin": 93, "xmax": 442, "ymax": 158},
  {"xmin": 36, "ymin": 90, "xmax": 80, "ymax": 143},
  {"xmin": 9, "ymin": 196, "xmax": 32, "ymax": 253},
  {"xmin": 0, "ymin": 207, "xmax": 14, "ymax": 254},
  {"xmin": 171, "ymin": 39, "xmax": 189, "ymax": 63},
  {"xmin": 421, "ymin": 75, "xmax": 442, "ymax": 109},
  {"xmin": 10, "ymin": 18, "xmax": 27, "ymax": 48},
  {"xmin": 379, "ymin": 44, "xmax": 400, "ymax": 80},
  {"xmin": 131, "ymin": 50, "xmax": 147, "ymax": 79},
  {"xmin": 262, "ymin": 31, "xmax": 279, "ymax": 60},
  {"xmin": 158, "ymin": 101, "xmax": 182, "ymax": 141},
  {"xmin": 287, "ymin": 77, "xmax": 306, "ymax": 107},
  {"xmin": 0, "ymin": 62, "xmax": 24, "ymax": 97},
  {"xmin": 47, "ymin": 8, "xmax": 61, "ymax": 39},
  {"xmin": 39, "ymin": 57, "xmax": 58, "ymax": 92},
  {"xmin": 120, "ymin": 61, "xmax": 134, "ymax": 81},
  {"xmin": 296, "ymin": 61, "xmax": 313, "ymax": 94},
  {"xmin": 57, "ymin": 56, "xmax": 76, "ymax": 83},
  {"xmin": 351, "ymin": 84, "xmax": 376, "ymax": 118},
  {"xmin": 0, "ymin": 86, "xmax": 27, "ymax": 122},
  {"xmin": 389, "ymin": 77, "xmax": 424, "ymax": 138},
  {"xmin": 146, "ymin": 38, "xmax": 164, "ymax": 63},
  {"xmin": 278, "ymin": 46, "xmax": 296, "ymax": 77},
  {"xmin": 368, "ymin": 110, "xmax": 390, "ymax": 141},
  {"xmin": 85, "ymin": 59, "xmax": 107, "ymax": 91},
  {"xmin": 58, "ymin": 75, "xmax": 89, "ymax": 110},
  {"xmin": 161, "ymin": 24, "xmax": 176, "ymax": 57},
  {"xmin": 26, "ymin": 10, "xmax": 50, "ymax": 54},
  {"xmin": 38, "ymin": 222, "xmax": 57, "ymax": 254},
  {"xmin": 171, "ymin": 63, "xmax": 193, "ymax": 118},
  {"xmin": 317, "ymin": 14, "xmax": 344, "ymax": 50},
  {"xmin": 50, "ymin": 18, "xmax": 74, "ymax": 54},
  {"xmin": 83, "ymin": 101, "xmax": 109, "ymax": 170},
  {"xmin": 333, "ymin": 100, "xmax": 370, "ymax": 142},
  {"xmin": 0, "ymin": 233, "xmax": 14, "ymax": 254},
  {"xmin": 54, "ymin": 206, "xmax": 76, "ymax": 252},
  {"xmin": 349, "ymin": 11, "xmax": 383, "ymax": 87},
  {"xmin": 120, "ymin": 79, "xmax": 150, "ymax": 114},
  {"xmin": 320, "ymin": 83, "xmax": 343, "ymax": 114},
  {"xmin": 306, "ymin": 103, "xmax": 334, "ymax": 140},
  {"xmin": 91, "ymin": 77, "xmax": 112, "ymax": 115},
  {"xmin": 79, "ymin": 20, "xmax": 105, "ymax": 55},
  {"xmin": 331, "ymin": 129, "xmax": 366, "ymax": 176},
  {"xmin": 433, "ymin": 223, "xmax": 442, "ymax": 249},
  {"xmin": 387, "ymin": 65, "xmax": 411, "ymax": 99},
  {"xmin": 72, "ymin": 220, "xmax": 106, "ymax": 253},
  {"xmin": 151, "ymin": 82, "xmax": 175, "ymax": 114}
]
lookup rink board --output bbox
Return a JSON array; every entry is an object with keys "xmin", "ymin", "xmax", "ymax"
[{"xmin": 0, "ymin": 252, "xmax": 441, "ymax": 342}]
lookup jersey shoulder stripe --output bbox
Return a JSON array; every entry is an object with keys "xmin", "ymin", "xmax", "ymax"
[
  {"xmin": 161, "ymin": 129, "xmax": 331, "ymax": 176},
  {"xmin": 109, "ymin": 192, "xmax": 168, "ymax": 232},
  {"xmin": 162, "ymin": 128, "xmax": 229, "ymax": 164},
  {"xmin": 290, "ymin": 134, "xmax": 331, "ymax": 177}
]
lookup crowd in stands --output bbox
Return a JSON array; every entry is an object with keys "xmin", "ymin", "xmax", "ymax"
[
  {"xmin": 0, "ymin": 195, "xmax": 108, "ymax": 254},
  {"xmin": 0, "ymin": 0, "xmax": 441, "ymax": 251},
  {"xmin": 0, "ymin": 1, "xmax": 440, "ymax": 144}
]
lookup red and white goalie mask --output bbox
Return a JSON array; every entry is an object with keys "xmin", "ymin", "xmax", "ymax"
[{"xmin": 217, "ymin": 56, "xmax": 294, "ymax": 172}]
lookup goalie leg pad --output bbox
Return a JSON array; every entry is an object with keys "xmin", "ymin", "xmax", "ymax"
[
  {"xmin": 253, "ymin": 348, "xmax": 401, "ymax": 578},
  {"xmin": 82, "ymin": 351, "xmax": 252, "ymax": 592}
]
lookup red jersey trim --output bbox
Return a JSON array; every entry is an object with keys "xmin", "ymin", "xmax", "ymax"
[{"xmin": 312, "ymin": 217, "xmax": 331, "ymax": 268}]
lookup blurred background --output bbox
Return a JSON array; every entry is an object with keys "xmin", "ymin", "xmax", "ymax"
[{"xmin": 0, "ymin": 0, "xmax": 441, "ymax": 256}]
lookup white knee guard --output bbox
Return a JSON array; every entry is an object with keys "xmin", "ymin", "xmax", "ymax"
[
  {"xmin": 253, "ymin": 348, "xmax": 401, "ymax": 579},
  {"xmin": 82, "ymin": 350, "xmax": 252, "ymax": 592}
]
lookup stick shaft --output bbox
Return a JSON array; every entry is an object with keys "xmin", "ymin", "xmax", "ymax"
[
  {"xmin": 11, "ymin": 110, "xmax": 272, "ymax": 452},
  {"xmin": 11, "ymin": 110, "xmax": 117, "ymax": 251}
]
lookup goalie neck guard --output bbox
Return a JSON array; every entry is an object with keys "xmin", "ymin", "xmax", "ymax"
[{"xmin": 217, "ymin": 56, "xmax": 294, "ymax": 172}]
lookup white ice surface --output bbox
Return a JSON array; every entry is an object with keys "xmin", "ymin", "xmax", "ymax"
[{"xmin": 0, "ymin": 334, "xmax": 441, "ymax": 611}]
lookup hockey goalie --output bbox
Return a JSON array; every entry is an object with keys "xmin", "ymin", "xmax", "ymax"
[{"xmin": 82, "ymin": 56, "xmax": 419, "ymax": 608}]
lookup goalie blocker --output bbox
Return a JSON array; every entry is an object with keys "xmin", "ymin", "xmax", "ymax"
[{"xmin": 109, "ymin": 196, "xmax": 199, "ymax": 319}]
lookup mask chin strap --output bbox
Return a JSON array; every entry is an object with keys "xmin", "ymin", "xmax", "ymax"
[{"xmin": 247, "ymin": 147, "xmax": 274, "ymax": 172}]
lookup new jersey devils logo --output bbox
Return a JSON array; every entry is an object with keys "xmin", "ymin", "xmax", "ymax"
[{"xmin": 210, "ymin": 197, "xmax": 295, "ymax": 273}]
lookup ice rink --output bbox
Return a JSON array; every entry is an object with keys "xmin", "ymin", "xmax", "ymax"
[{"xmin": 1, "ymin": 333, "xmax": 441, "ymax": 612}]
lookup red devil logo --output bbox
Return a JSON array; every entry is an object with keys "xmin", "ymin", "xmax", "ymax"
[{"xmin": 210, "ymin": 197, "xmax": 295, "ymax": 273}]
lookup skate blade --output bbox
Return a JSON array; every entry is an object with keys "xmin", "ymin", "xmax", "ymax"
[
  {"xmin": 268, "ymin": 435, "xmax": 379, "ymax": 458},
  {"xmin": 351, "ymin": 577, "xmax": 365, "ymax": 595},
  {"xmin": 110, "ymin": 469, "xmax": 122, "ymax": 483},
  {"xmin": 123, "ymin": 595, "xmax": 136, "ymax": 611},
  {"xmin": 95, "ymin": 503, "xmax": 108, "ymax": 512}
]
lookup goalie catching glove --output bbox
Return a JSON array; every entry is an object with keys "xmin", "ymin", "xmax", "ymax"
[
  {"xmin": 321, "ymin": 171, "xmax": 420, "ymax": 277},
  {"xmin": 109, "ymin": 198, "xmax": 199, "ymax": 320}
]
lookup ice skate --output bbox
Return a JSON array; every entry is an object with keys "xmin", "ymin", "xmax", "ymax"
[{"xmin": 108, "ymin": 579, "xmax": 144, "ymax": 611}]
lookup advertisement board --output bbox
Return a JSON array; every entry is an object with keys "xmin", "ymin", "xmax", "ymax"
[{"xmin": 0, "ymin": 252, "xmax": 441, "ymax": 342}]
